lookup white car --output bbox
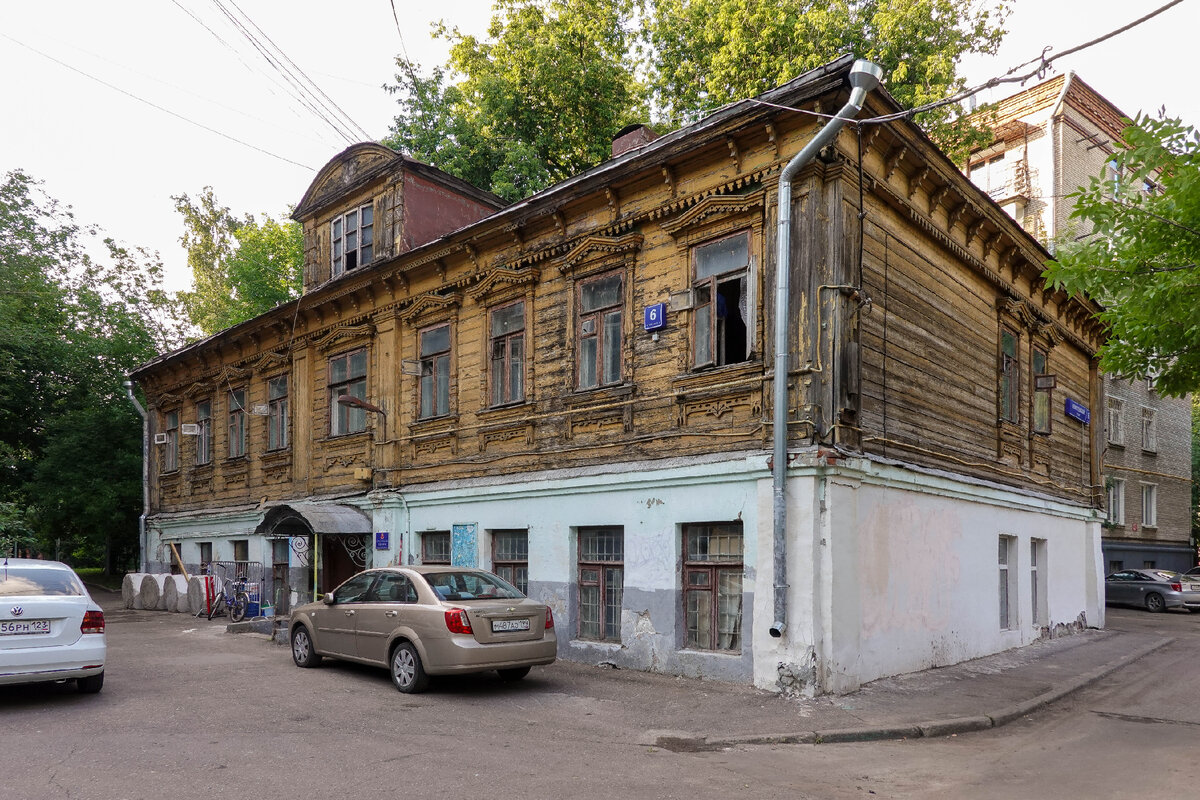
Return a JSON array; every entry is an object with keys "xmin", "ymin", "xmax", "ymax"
[{"xmin": 0, "ymin": 558, "xmax": 106, "ymax": 693}]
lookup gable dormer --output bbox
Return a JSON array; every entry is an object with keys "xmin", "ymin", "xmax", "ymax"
[{"xmin": 292, "ymin": 143, "xmax": 506, "ymax": 291}]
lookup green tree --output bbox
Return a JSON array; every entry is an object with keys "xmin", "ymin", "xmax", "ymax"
[
  {"xmin": 175, "ymin": 188, "xmax": 303, "ymax": 336},
  {"xmin": 385, "ymin": 0, "xmax": 646, "ymax": 201},
  {"xmin": 642, "ymin": 0, "xmax": 1008, "ymax": 157},
  {"xmin": 0, "ymin": 170, "xmax": 182, "ymax": 569},
  {"xmin": 1044, "ymin": 114, "xmax": 1200, "ymax": 398}
]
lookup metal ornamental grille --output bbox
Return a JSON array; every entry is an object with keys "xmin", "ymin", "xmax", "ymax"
[
  {"xmin": 578, "ymin": 527, "xmax": 623, "ymax": 642},
  {"xmin": 683, "ymin": 523, "xmax": 744, "ymax": 652},
  {"xmin": 422, "ymin": 532, "xmax": 451, "ymax": 565},
  {"xmin": 492, "ymin": 529, "xmax": 529, "ymax": 595}
]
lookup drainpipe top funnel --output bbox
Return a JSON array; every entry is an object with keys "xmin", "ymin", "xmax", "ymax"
[{"xmin": 848, "ymin": 59, "xmax": 884, "ymax": 94}]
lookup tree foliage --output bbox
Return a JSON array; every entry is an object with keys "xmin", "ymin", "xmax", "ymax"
[
  {"xmin": 175, "ymin": 187, "xmax": 303, "ymax": 336},
  {"xmin": 385, "ymin": 0, "xmax": 646, "ymax": 202},
  {"xmin": 1044, "ymin": 115, "xmax": 1200, "ymax": 397},
  {"xmin": 0, "ymin": 170, "xmax": 183, "ymax": 568},
  {"xmin": 385, "ymin": 0, "xmax": 1007, "ymax": 199}
]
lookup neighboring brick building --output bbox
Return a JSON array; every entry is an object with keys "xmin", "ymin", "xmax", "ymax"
[{"xmin": 967, "ymin": 73, "xmax": 1195, "ymax": 572}]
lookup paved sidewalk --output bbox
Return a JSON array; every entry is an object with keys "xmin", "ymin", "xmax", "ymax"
[{"xmin": 650, "ymin": 628, "xmax": 1171, "ymax": 750}]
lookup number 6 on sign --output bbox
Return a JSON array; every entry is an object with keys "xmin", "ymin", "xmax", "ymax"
[{"xmin": 644, "ymin": 302, "xmax": 666, "ymax": 331}]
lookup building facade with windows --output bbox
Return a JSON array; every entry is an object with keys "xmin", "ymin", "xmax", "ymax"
[
  {"xmin": 965, "ymin": 73, "xmax": 1194, "ymax": 573},
  {"xmin": 130, "ymin": 57, "xmax": 1107, "ymax": 695}
]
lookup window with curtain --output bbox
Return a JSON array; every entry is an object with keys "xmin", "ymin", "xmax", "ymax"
[
  {"xmin": 683, "ymin": 523, "xmax": 744, "ymax": 651},
  {"xmin": 578, "ymin": 527, "xmax": 623, "ymax": 641}
]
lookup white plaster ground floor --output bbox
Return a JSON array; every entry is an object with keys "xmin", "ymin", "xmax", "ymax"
[{"xmin": 146, "ymin": 449, "xmax": 1105, "ymax": 694}]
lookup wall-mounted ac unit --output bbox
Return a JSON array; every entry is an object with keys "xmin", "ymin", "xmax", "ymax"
[
  {"xmin": 400, "ymin": 359, "xmax": 423, "ymax": 376},
  {"xmin": 181, "ymin": 423, "xmax": 200, "ymax": 435},
  {"xmin": 153, "ymin": 433, "xmax": 169, "ymax": 445},
  {"xmin": 251, "ymin": 404, "xmax": 270, "ymax": 416}
]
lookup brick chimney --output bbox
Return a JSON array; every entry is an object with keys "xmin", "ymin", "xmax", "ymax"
[{"xmin": 611, "ymin": 124, "xmax": 659, "ymax": 158}]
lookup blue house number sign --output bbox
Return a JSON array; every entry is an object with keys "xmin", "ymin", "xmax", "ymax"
[
  {"xmin": 374, "ymin": 531, "xmax": 389, "ymax": 550},
  {"xmin": 644, "ymin": 303, "xmax": 666, "ymax": 332},
  {"xmin": 1064, "ymin": 397, "xmax": 1090, "ymax": 425}
]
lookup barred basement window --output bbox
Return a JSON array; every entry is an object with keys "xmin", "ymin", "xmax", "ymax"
[
  {"xmin": 421, "ymin": 532, "xmax": 451, "ymax": 565},
  {"xmin": 578, "ymin": 527, "xmax": 623, "ymax": 641},
  {"xmin": 492, "ymin": 530, "xmax": 529, "ymax": 595},
  {"xmin": 683, "ymin": 523, "xmax": 743, "ymax": 651}
]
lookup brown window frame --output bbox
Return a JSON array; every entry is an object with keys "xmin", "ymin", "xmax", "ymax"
[
  {"xmin": 682, "ymin": 523, "xmax": 744, "ymax": 652},
  {"xmin": 488, "ymin": 301, "xmax": 526, "ymax": 407},
  {"xmin": 227, "ymin": 387, "xmax": 246, "ymax": 459},
  {"xmin": 267, "ymin": 375, "xmax": 289, "ymax": 451},
  {"xmin": 578, "ymin": 527, "xmax": 623, "ymax": 642},
  {"xmin": 329, "ymin": 348, "xmax": 368, "ymax": 436},
  {"xmin": 421, "ymin": 531, "xmax": 451, "ymax": 565},
  {"xmin": 691, "ymin": 231, "xmax": 752, "ymax": 370},
  {"xmin": 194, "ymin": 400, "xmax": 212, "ymax": 466},
  {"xmin": 999, "ymin": 327, "xmax": 1019, "ymax": 423},
  {"xmin": 576, "ymin": 271, "xmax": 623, "ymax": 390},
  {"xmin": 1031, "ymin": 347, "xmax": 1051, "ymax": 435},
  {"xmin": 162, "ymin": 409, "xmax": 179, "ymax": 472},
  {"xmin": 419, "ymin": 323, "xmax": 452, "ymax": 419},
  {"xmin": 492, "ymin": 529, "xmax": 529, "ymax": 596}
]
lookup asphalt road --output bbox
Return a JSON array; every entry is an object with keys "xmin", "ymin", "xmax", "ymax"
[{"xmin": 4, "ymin": 597, "xmax": 1198, "ymax": 799}]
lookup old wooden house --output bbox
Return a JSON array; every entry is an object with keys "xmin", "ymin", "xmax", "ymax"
[{"xmin": 129, "ymin": 55, "xmax": 1106, "ymax": 695}]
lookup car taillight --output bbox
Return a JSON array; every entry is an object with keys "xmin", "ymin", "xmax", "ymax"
[
  {"xmin": 81, "ymin": 610, "xmax": 105, "ymax": 635},
  {"xmin": 444, "ymin": 608, "xmax": 473, "ymax": 634},
  {"xmin": 1171, "ymin": 582, "xmax": 1182, "ymax": 592},
  {"xmin": 545, "ymin": 607, "xmax": 554, "ymax": 629}
]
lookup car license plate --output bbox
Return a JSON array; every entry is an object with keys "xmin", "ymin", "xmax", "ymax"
[
  {"xmin": 0, "ymin": 619, "xmax": 50, "ymax": 635},
  {"xmin": 1190, "ymin": 584, "xmax": 1200, "ymax": 592},
  {"xmin": 492, "ymin": 619, "xmax": 530, "ymax": 632}
]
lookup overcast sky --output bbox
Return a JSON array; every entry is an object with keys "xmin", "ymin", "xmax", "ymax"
[{"xmin": 1, "ymin": 0, "xmax": 1195, "ymax": 292}]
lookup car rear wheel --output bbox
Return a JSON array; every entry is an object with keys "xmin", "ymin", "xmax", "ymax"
[
  {"xmin": 291, "ymin": 626, "xmax": 322, "ymax": 667},
  {"xmin": 77, "ymin": 672, "xmax": 104, "ymax": 694},
  {"xmin": 391, "ymin": 642, "xmax": 429, "ymax": 693},
  {"xmin": 1145, "ymin": 592, "xmax": 1166, "ymax": 613},
  {"xmin": 497, "ymin": 666, "xmax": 531, "ymax": 682}
]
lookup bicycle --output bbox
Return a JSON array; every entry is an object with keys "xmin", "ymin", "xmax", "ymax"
[{"xmin": 207, "ymin": 573, "xmax": 250, "ymax": 623}]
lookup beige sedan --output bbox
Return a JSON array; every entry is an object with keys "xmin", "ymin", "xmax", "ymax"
[{"xmin": 288, "ymin": 566, "xmax": 556, "ymax": 693}]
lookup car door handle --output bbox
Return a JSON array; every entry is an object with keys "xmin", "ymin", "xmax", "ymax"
[
  {"xmin": 385, "ymin": 611, "xmax": 398, "ymax": 618},
  {"xmin": 344, "ymin": 610, "xmax": 356, "ymax": 617}
]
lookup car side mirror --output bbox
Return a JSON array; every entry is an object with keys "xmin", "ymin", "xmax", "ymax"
[{"xmin": 322, "ymin": 594, "xmax": 335, "ymax": 606}]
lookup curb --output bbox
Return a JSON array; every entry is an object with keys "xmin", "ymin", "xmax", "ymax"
[{"xmin": 658, "ymin": 635, "xmax": 1173, "ymax": 750}]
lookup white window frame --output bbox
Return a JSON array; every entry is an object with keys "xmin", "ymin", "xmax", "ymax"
[
  {"xmin": 1108, "ymin": 478, "xmax": 1126, "ymax": 525},
  {"xmin": 1106, "ymin": 396, "xmax": 1124, "ymax": 446},
  {"xmin": 1141, "ymin": 407, "xmax": 1157, "ymax": 453},
  {"xmin": 332, "ymin": 202, "xmax": 374, "ymax": 277},
  {"xmin": 1142, "ymin": 483, "xmax": 1158, "ymax": 527},
  {"xmin": 1030, "ymin": 538, "xmax": 1047, "ymax": 628},
  {"xmin": 999, "ymin": 535, "xmax": 1016, "ymax": 630}
]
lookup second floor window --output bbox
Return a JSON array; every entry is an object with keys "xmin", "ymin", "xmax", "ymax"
[
  {"xmin": 1032, "ymin": 347, "xmax": 1051, "ymax": 434},
  {"xmin": 999, "ymin": 328, "xmax": 1019, "ymax": 423},
  {"xmin": 162, "ymin": 410, "xmax": 179, "ymax": 472},
  {"xmin": 1141, "ymin": 407, "xmax": 1157, "ymax": 452},
  {"xmin": 1106, "ymin": 397, "xmax": 1125, "ymax": 446},
  {"xmin": 419, "ymin": 324, "xmax": 451, "ymax": 419},
  {"xmin": 1108, "ymin": 478, "xmax": 1125, "ymax": 525},
  {"xmin": 227, "ymin": 388, "xmax": 246, "ymax": 458},
  {"xmin": 332, "ymin": 203, "xmax": 374, "ymax": 277},
  {"xmin": 693, "ymin": 232, "xmax": 751, "ymax": 369},
  {"xmin": 1142, "ymin": 483, "xmax": 1158, "ymax": 527},
  {"xmin": 489, "ymin": 302, "xmax": 525, "ymax": 406},
  {"xmin": 578, "ymin": 272, "xmax": 622, "ymax": 390},
  {"xmin": 329, "ymin": 349, "xmax": 368, "ymax": 435},
  {"xmin": 267, "ymin": 375, "xmax": 289, "ymax": 451},
  {"xmin": 195, "ymin": 400, "xmax": 212, "ymax": 466}
]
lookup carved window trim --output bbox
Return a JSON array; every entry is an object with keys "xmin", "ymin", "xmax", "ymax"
[
  {"xmin": 267, "ymin": 374, "xmax": 290, "ymax": 452},
  {"xmin": 162, "ymin": 408, "xmax": 180, "ymax": 473},
  {"xmin": 227, "ymin": 386, "xmax": 247, "ymax": 460},
  {"xmin": 488, "ymin": 300, "xmax": 525, "ymax": 408},
  {"xmin": 194, "ymin": 398, "xmax": 213, "ymax": 466},
  {"xmin": 329, "ymin": 347, "xmax": 369, "ymax": 437},
  {"xmin": 418, "ymin": 322, "xmax": 454, "ymax": 420}
]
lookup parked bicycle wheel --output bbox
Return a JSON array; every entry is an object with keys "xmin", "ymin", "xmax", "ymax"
[
  {"xmin": 207, "ymin": 592, "xmax": 226, "ymax": 621},
  {"xmin": 229, "ymin": 592, "xmax": 248, "ymax": 623}
]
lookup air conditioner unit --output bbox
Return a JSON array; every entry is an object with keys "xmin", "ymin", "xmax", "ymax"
[
  {"xmin": 251, "ymin": 404, "xmax": 270, "ymax": 416},
  {"xmin": 153, "ymin": 433, "xmax": 169, "ymax": 445},
  {"xmin": 181, "ymin": 423, "xmax": 200, "ymax": 435},
  {"xmin": 400, "ymin": 359, "xmax": 423, "ymax": 377}
]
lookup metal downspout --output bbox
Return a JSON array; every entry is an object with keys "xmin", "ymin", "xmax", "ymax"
[
  {"xmin": 123, "ymin": 381, "xmax": 150, "ymax": 574},
  {"xmin": 769, "ymin": 59, "xmax": 883, "ymax": 639}
]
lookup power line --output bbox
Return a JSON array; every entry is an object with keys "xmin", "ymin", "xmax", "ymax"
[{"xmin": 0, "ymin": 32, "xmax": 313, "ymax": 171}]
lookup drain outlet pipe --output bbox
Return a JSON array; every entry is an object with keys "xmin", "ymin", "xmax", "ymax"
[
  {"xmin": 769, "ymin": 59, "xmax": 883, "ymax": 639},
  {"xmin": 124, "ymin": 380, "xmax": 150, "ymax": 574}
]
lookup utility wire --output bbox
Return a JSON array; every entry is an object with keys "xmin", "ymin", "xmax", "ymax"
[{"xmin": 0, "ymin": 32, "xmax": 312, "ymax": 170}]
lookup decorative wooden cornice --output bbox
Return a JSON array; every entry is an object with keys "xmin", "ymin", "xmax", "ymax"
[
  {"xmin": 249, "ymin": 350, "xmax": 290, "ymax": 374},
  {"xmin": 213, "ymin": 364, "xmax": 250, "ymax": 387},
  {"xmin": 184, "ymin": 381, "xmax": 213, "ymax": 399},
  {"xmin": 997, "ymin": 296, "xmax": 1037, "ymax": 329},
  {"xmin": 310, "ymin": 322, "xmax": 376, "ymax": 351},
  {"xmin": 557, "ymin": 233, "xmax": 644, "ymax": 275},
  {"xmin": 465, "ymin": 267, "xmax": 541, "ymax": 303},
  {"xmin": 660, "ymin": 189, "xmax": 766, "ymax": 237},
  {"xmin": 399, "ymin": 291, "xmax": 463, "ymax": 325},
  {"xmin": 157, "ymin": 392, "xmax": 183, "ymax": 407}
]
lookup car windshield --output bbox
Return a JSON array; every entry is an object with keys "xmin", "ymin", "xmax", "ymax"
[
  {"xmin": 423, "ymin": 571, "xmax": 524, "ymax": 601},
  {"xmin": 0, "ymin": 566, "xmax": 83, "ymax": 597}
]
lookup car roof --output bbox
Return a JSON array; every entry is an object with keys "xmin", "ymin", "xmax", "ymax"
[
  {"xmin": 367, "ymin": 565, "xmax": 489, "ymax": 576},
  {"xmin": 1, "ymin": 558, "xmax": 75, "ymax": 571}
]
